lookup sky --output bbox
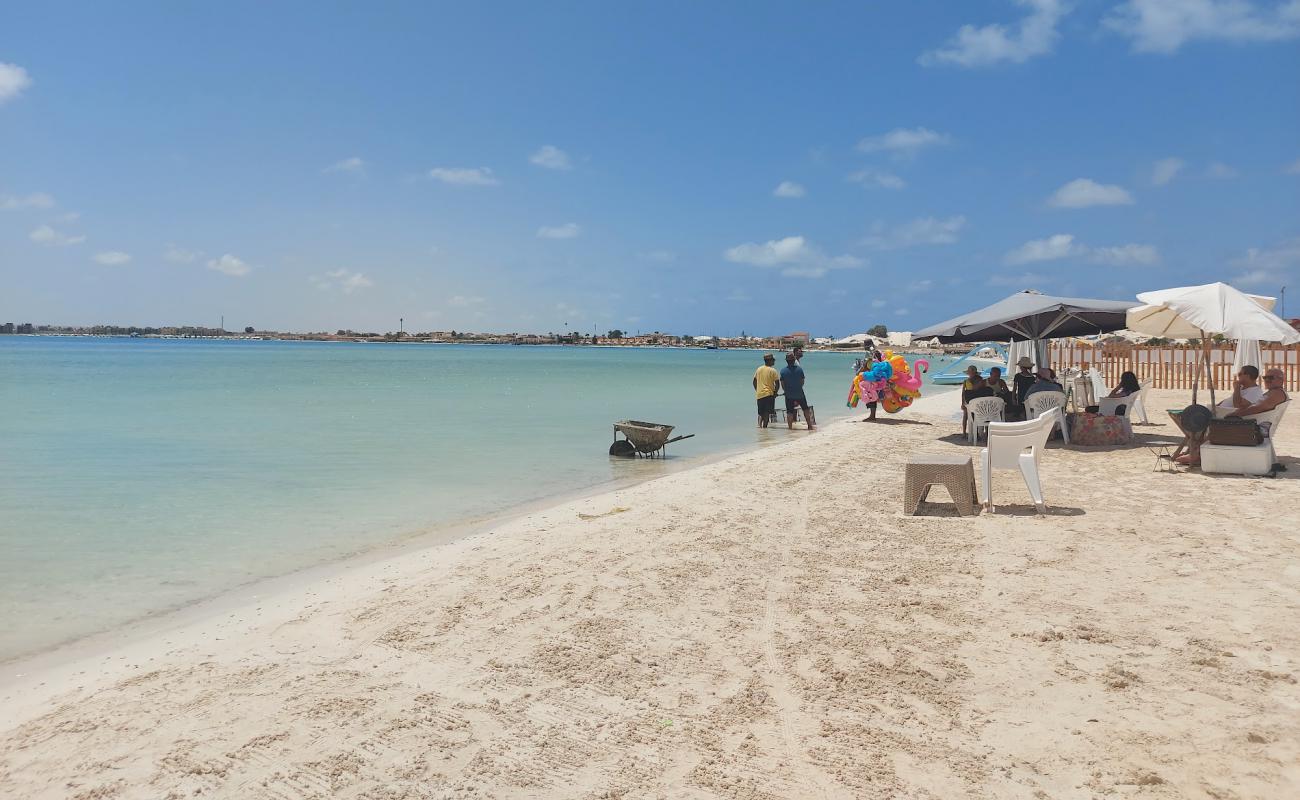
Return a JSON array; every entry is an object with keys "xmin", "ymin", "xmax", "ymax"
[{"xmin": 2, "ymin": 0, "xmax": 1299, "ymax": 337}]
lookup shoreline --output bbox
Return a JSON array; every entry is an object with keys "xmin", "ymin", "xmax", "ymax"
[{"xmin": 0, "ymin": 410, "xmax": 860, "ymax": 694}]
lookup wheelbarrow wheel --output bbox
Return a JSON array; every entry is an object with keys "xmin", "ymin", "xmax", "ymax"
[{"xmin": 609, "ymin": 440, "xmax": 637, "ymax": 458}]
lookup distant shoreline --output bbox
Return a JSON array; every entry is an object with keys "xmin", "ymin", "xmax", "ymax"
[{"xmin": 2, "ymin": 332, "xmax": 952, "ymax": 355}]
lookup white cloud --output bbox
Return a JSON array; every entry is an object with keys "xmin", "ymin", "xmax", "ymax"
[
  {"xmin": 856, "ymin": 127, "xmax": 951, "ymax": 158},
  {"xmin": 0, "ymin": 62, "xmax": 32, "ymax": 106},
  {"xmin": 0, "ymin": 192, "xmax": 55, "ymax": 210},
  {"xmin": 428, "ymin": 167, "xmax": 500, "ymax": 186},
  {"xmin": 1229, "ymin": 239, "xmax": 1300, "ymax": 288},
  {"xmin": 1151, "ymin": 157, "xmax": 1185, "ymax": 186},
  {"xmin": 1048, "ymin": 178, "xmax": 1135, "ymax": 208},
  {"xmin": 773, "ymin": 181, "xmax": 806, "ymax": 198},
  {"xmin": 1006, "ymin": 234, "xmax": 1161, "ymax": 266},
  {"xmin": 206, "ymin": 254, "xmax": 251, "ymax": 277},
  {"xmin": 447, "ymin": 294, "xmax": 485, "ymax": 307},
  {"xmin": 93, "ymin": 251, "xmax": 131, "ymax": 266},
  {"xmin": 919, "ymin": 0, "xmax": 1068, "ymax": 67},
  {"xmin": 1204, "ymin": 161, "xmax": 1240, "ymax": 179},
  {"xmin": 1090, "ymin": 243, "xmax": 1161, "ymax": 265},
  {"xmin": 537, "ymin": 222, "xmax": 581, "ymax": 239},
  {"xmin": 1005, "ymin": 234, "xmax": 1086, "ymax": 264},
  {"xmin": 724, "ymin": 235, "xmax": 865, "ymax": 279},
  {"xmin": 529, "ymin": 145, "xmax": 572, "ymax": 170},
  {"xmin": 323, "ymin": 156, "xmax": 365, "ymax": 175},
  {"xmin": 163, "ymin": 245, "xmax": 200, "ymax": 264},
  {"xmin": 29, "ymin": 225, "xmax": 85, "ymax": 246},
  {"xmin": 862, "ymin": 216, "xmax": 967, "ymax": 250},
  {"xmin": 1105, "ymin": 0, "xmax": 1300, "ymax": 53},
  {"xmin": 1285, "ymin": 158, "xmax": 1300, "ymax": 174},
  {"xmin": 310, "ymin": 268, "xmax": 373, "ymax": 293},
  {"xmin": 846, "ymin": 169, "xmax": 907, "ymax": 190},
  {"xmin": 637, "ymin": 250, "xmax": 677, "ymax": 262},
  {"xmin": 870, "ymin": 298, "xmax": 888, "ymax": 308},
  {"xmin": 991, "ymin": 271, "xmax": 1051, "ymax": 287}
]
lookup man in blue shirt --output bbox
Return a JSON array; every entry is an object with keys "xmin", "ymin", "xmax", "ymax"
[{"xmin": 780, "ymin": 353, "xmax": 816, "ymax": 431}]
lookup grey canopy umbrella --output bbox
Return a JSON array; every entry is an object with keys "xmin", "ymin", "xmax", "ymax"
[{"xmin": 914, "ymin": 290, "xmax": 1137, "ymax": 366}]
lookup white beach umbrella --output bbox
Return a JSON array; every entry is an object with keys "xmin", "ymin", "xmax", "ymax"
[
  {"xmin": 1126, "ymin": 282, "xmax": 1298, "ymax": 404},
  {"xmin": 1232, "ymin": 339, "xmax": 1264, "ymax": 375}
]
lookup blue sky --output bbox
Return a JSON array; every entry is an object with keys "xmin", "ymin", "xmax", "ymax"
[{"xmin": 2, "ymin": 1, "xmax": 1298, "ymax": 336}]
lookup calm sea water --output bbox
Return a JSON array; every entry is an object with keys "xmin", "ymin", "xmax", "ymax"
[{"xmin": 0, "ymin": 337, "xmax": 948, "ymax": 659}]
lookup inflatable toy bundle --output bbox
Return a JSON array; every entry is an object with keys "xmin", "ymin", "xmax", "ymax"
[{"xmin": 846, "ymin": 350, "xmax": 929, "ymax": 413}]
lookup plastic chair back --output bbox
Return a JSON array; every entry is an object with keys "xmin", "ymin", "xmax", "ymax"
[
  {"xmin": 984, "ymin": 413, "xmax": 1055, "ymax": 470},
  {"xmin": 1026, "ymin": 390, "xmax": 1067, "ymax": 419}
]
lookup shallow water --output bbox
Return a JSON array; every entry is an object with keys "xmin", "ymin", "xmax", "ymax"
[{"xmin": 0, "ymin": 337, "xmax": 949, "ymax": 659}]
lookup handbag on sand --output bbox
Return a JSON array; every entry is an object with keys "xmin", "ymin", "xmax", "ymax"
[{"xmin": 1206, "ymin": 418, "xmax": 1264, "ymax": 446}]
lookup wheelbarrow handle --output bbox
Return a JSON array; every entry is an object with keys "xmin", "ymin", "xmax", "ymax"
[{"xmin": 664, "ymin": 434, "xmax": 695, "ymax": 444}]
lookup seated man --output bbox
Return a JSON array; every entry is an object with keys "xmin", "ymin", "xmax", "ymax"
[
  {"xmin": 961, "ymin": 374, "xmax": 996, "ymax": 435},
  {"xmin": 1023, "ymin": 368, "xmax": 1064, "ymax": 399},
  {"xmin": 1223, "ymin": 367, "xmax": 1289, "ymax": 428},
  {"xmin": 1219, "ymin": 365, "xmax": 1264, "ymax": 413}
]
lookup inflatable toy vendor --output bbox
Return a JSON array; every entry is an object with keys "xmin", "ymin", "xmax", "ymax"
[{"xmin": 847, "ymin": 350, "xmax": 928, "ymax": 417}]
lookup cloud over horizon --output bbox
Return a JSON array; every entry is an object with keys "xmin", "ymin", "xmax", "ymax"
[
  {"xmin": 429, "ymin": 167, "xmax": 500, "ymax": 186},
  {"xmin": 0, "ymin": 62, "xmax": 32, "ymax": 105},
  {"xmin": 93, "ymin": 251, "xmax": 132, "ymax": 266},
  {"xmin": 529, "ymin": 145, "xmax": 572, "ymax": 170},
  {"xmin": 920, "ymin": 0, "xmax": 1067, "ymax": 67},
  {"xmin": 29, "ymin": 225, "xmax": 85, "ymax": 246},
  {"xmin": 1105, "ymin": 0, "xmax": 1300, "ymax": 53},
  {"xmin": 1048, "ymin": 178, "xmax": 1135, "ymax": 208},
  {"xmin": 724, "ymin": 236, "xmax": 865, "ymax": 279},
  {"xmin": 862, "ymin": 216, "xmax": 967, "ymax": 250},
  {"xmin": 856, "ymin": 127, "xmax": 951, "ymax": 158},
  {"xmin": 206, "ymin": 254, "xmax": 251, "ymax": 277},
  {"xmin": 537, "ymin": 223, "xmax": 581, "ymax": 239}
]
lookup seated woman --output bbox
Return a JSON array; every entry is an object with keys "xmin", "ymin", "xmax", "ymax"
[{"xmin": 1108, "ymin": 371, "xmax": 1140, "ymax": 398}]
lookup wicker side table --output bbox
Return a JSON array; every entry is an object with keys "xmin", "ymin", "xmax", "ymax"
[{"xmin": 904, "ymin": 454, "xmax": 978, "ymax": 516}]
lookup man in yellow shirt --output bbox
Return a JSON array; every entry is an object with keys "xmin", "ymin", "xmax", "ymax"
[{"xmin": 753, "ymin": 353, "xmax": 780, "ymax": 428}]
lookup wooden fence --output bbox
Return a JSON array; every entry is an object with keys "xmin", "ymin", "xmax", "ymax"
[{"xmin": 1045, "ymin": 342, "xmax": 1300, "ymax": 392}]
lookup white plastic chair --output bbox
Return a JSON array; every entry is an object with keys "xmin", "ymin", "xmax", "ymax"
[
  {"xmin": 1026, "ymin": 390, "xmax": 1070, "ymax": 445},
  {"xmin": 1070, "ymin": 376, "xmax": 1094, "ymax": 412},
  {"xmin": 979, "ymin": 412, "xmax": 1057, "ymax": 513},
  {"xmin": 1130, "ymin": 383, "xmax": 1150, "ymax": 424},
  {"xmin": 1088, "ymin": 369, "xmax": 1108, "ymax": 408},
  {"xmin": 967, "ymin": 396, "xmax": 1006, "ymax": 445}
]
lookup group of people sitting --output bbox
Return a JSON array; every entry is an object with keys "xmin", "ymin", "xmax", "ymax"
[
  {"xmin": 959, "ymin": 356, "xmax": 1067, "ymax": 434},
  {"xmin": 959, "ymin": 356, "xmax": 1146, "ymax": 436}
]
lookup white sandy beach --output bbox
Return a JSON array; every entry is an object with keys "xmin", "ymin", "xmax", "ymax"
[{"xmin": 2, "ymin": 388, "xmax": 1297, "ymax": 799}]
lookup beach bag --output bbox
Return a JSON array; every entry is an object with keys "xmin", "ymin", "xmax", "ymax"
[{"xmin": 1206, "ymin": 418, "xmax": 1264, "ymax": 446}]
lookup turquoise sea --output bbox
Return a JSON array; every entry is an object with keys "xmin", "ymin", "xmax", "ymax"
[{"xmin": 0, "ymin": 337, "xmax": 949, "ymax": 660}]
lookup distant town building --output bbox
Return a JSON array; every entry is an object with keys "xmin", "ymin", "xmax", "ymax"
[
  {"xmin": 0, "ymin": 322, "xmax": 13, "ymax": 334},
  {"xmin": 17, "ymin": 323, "xmax": 34, "ymax": 334}
]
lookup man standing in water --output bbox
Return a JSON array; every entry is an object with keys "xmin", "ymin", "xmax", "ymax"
[
  {"xmin": 753, "ymin": 353, "xmax": 780, "ymax": 428},
  {"xmin": 780, "ymin": 353, "xmax": 816, "ymax": 430}
]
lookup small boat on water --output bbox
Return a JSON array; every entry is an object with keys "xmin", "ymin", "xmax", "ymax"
[{"xmin": 928, "ymin": 341, "xmax": 1010, "ymax": 385}]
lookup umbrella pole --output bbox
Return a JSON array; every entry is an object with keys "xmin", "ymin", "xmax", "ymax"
[{"xmin": 1204, "ymin": 337, "xmax": 1215, "ymax": 408}]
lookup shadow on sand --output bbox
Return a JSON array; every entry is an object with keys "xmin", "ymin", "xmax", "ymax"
[{"xmin": 856, "ymin": 418, "xmax": 933, "ymax": 427}]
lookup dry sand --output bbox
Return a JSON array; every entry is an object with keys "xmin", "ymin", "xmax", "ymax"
[{"xmin": 1, "ymin": 389, "xmax": 1297, "ymax": 799}]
